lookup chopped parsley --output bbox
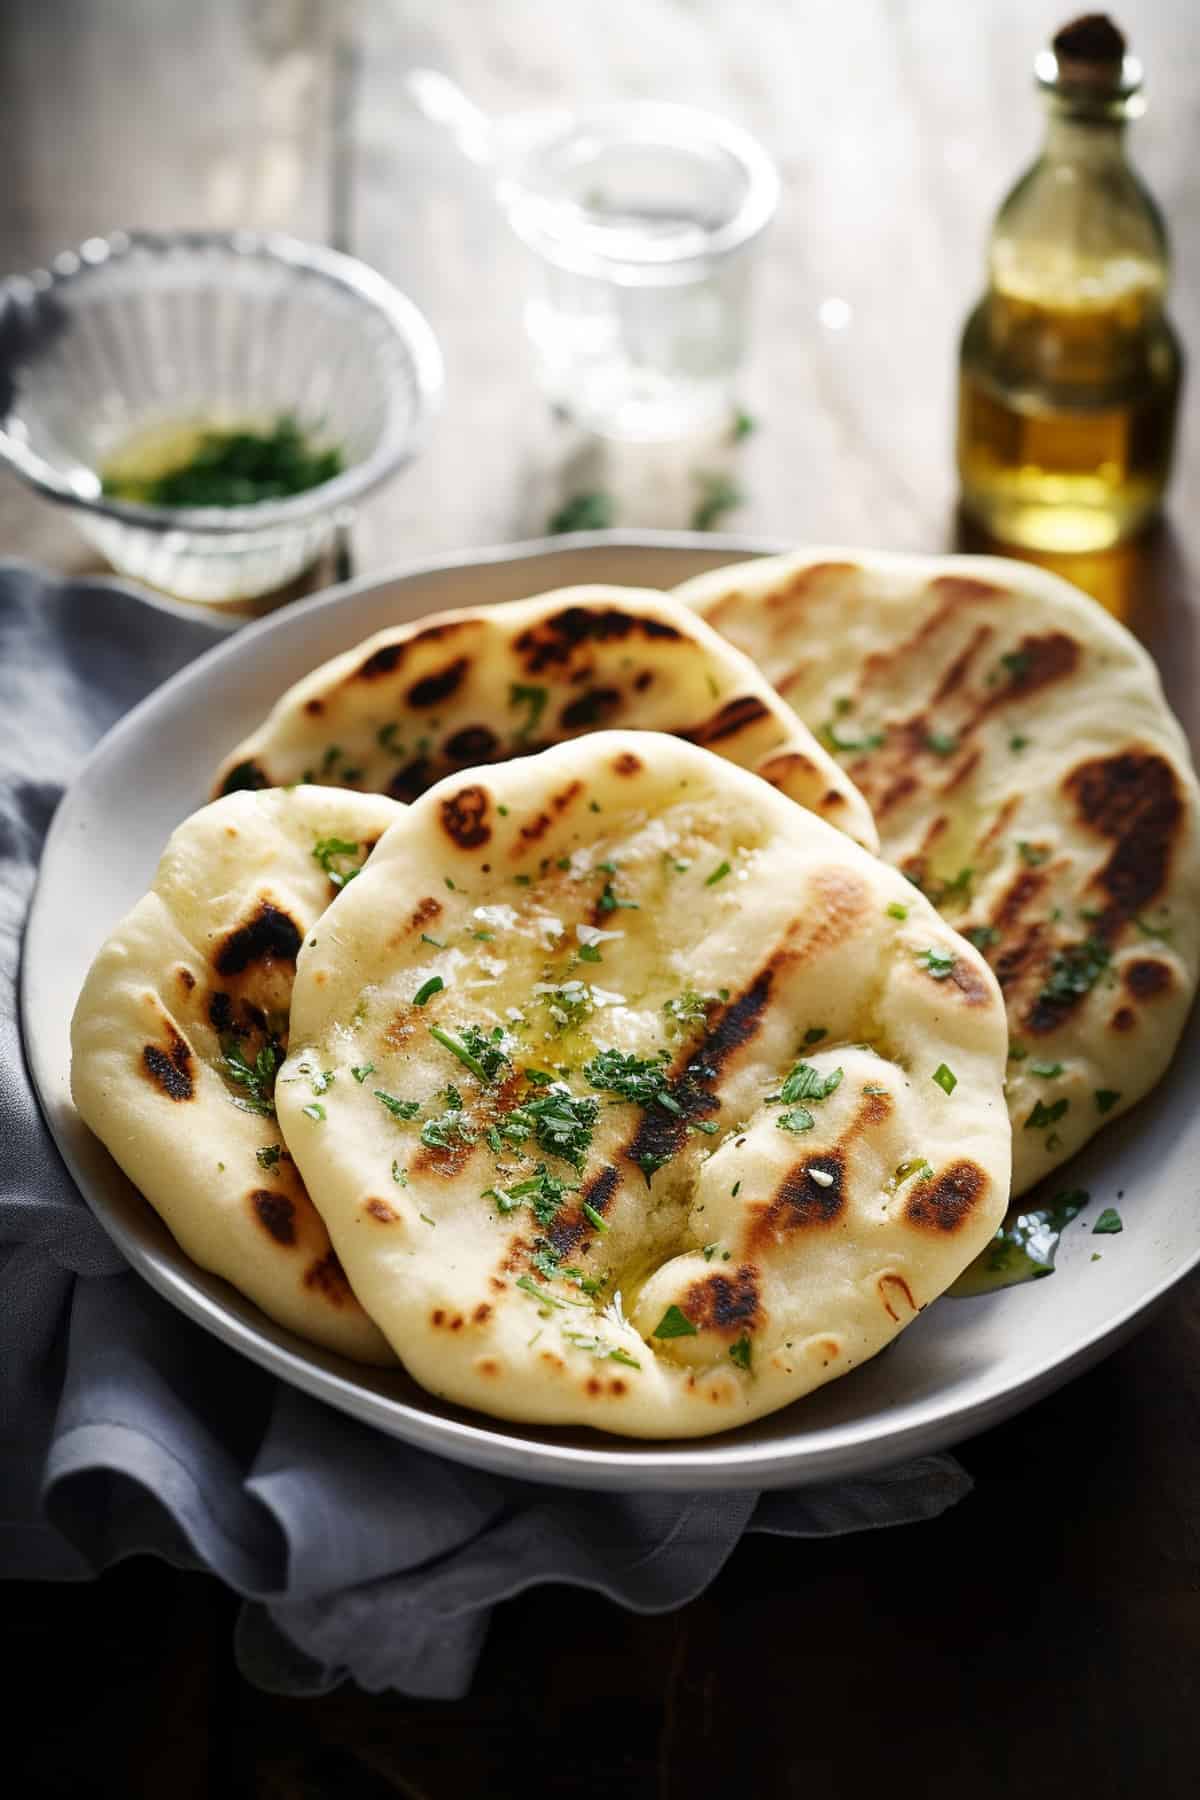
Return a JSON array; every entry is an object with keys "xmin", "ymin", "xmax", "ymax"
[
  {"xmin": 926, "ymin": 731, "xmax": 958, "ymax": 756},
  {"xmin": 412, "ymin": 975, "xmax": 445, "ymax": 1007},
  {"xmin": 312, "ymin": 836, "xmax": 365, "ymax": 890},
  {"xmin": 732, "ymin": 407, "xmax": 757, "ymax": 441},
  {"xmin": 916, "ymin": 947, "xmax": 956, "ymax": 980},
  {"xmin": 1094, "ymin": 1089, "xmax": 1122, "ymax": 1114},
  {"xmin": 777, "ymin": 1107, "xmax": 815, "ymax": 1133},
  {"xmin": 563, "ymin": 1330, "xmax": 640, "ymax": 1370},
  {"xmin": 301, "ymin": 1102, "xmax": 325, "ymax": 1122},
  {"xmin": 1093, "ymin": 1208, "xmax": 1123, "ymax": 1235},
  {"xmin": 729, "ymin": 1334, "xmax": 752, "ymax": 1372},
  {"xmin": 804, "ymin": 1027, "xmax": 828, "ymax": 1045},
  {"xmin": 419, "ymin": 1212, "xmax": 436, "ymax": 1227},
  {"xmin": 486, "ymin": 1164, "xmax": 572, "ymax": 1223},
  {"xmin": 1134, "ymin": 916, "xmax": 1172, "ymax": 941},
  {"xmin": 221, "ymin": 1039, "xmax": 280, "ymax": 1117},
  {"xmin": 997, "ymin": 648, "xmax": 1031, "ymax": 684},
  {"xmin": 702, "ymin": 1243, "xmax": 719, "ymax": 1261},
  {"xmin": 932, "ymin": 1063, "xmax": 957, "ymax": 1095},
  {"xmin": 515, "ymin": 1273, "xmax": 567, "ymax": 1311},
  {"xmin": 376, "ymin": 721, "xmax": 404, "ymax": 752},
  {"xmin": 578, "ymin": 943, "xmax": 602, "ymax": 964},
  {"xmin": 965, "ymin": 924, "xmax": 1000, "ymax": 950},
  {"xmin": 429, "ymin": 1022, "xmax": 511, "ymax": 1084},
  {"xmin": 705, "ymin": 860, "xmax": 732, "ymax": 886},
  {"xmin": 392, "ymin": 1161, "xmax": 408, "ymax": 1185},
  {"xmin": 1030, "ymin": 1061, "xmax": 1064, "ymax": 1079},
  {"xmin": 779, "ymin": 1061, "xmax": 844, "ymax": 1105},
  {"xmin": 517, "ymin": 1085, "xmax": 598, "ymax": 1169},
  {"xmin": 1009, "ymin": 734, "xmax": 1030, "ymax": 752},
  {"xmin": 420, "ymin": 1106, "xmax": 477, "ymax": 1150},
  {"xmin": 1025, "ymin": 1097, "xmax": 1069, "ymax": 1130},
  {"xmin": 374, "ymin": 1089, "xmax": 421, "ymax": 1122},
  {"xmin": 1038, "ymin": 938, "xmax": 1110, "ymax": 1008},
  {"xmin": 581, "ymin": 1200, "xmax": 609, "ymax": 1233},
  {"xmin": 308, "ymin": 1068, "xmax": 335, "ymax": 1096},
  {"xmin": 256, "ymin": 1144, "xmax": 282, "ymax": 1170},
  {"xmin": 1017, "ymin": 841, "xmax": 1050, "ymax": 867},
  {"xmin": 691, "ymin": 471, "xmax": 744, "ymax": 532},
  {"xmin": 548, "ymin": 491, "xmax": 614, "ymax": 535},
  {"xmin": 597, "ymin": 879, "xmax": 639, "ymax": 913},
  {"xmin": 420, "ymin": 932, "xmax": 446, "ymax": 949},
  {"xmin": 886, "ymin": 902, "xmax": 909, "ymax": 921},
  {"xmin": 663, "ymin": 990, "xmax": 715, "ymax": 1027},
  {"xmin": 822, "ymin": 719, "xmax": 886, "ymax": 754},
  {"xmin": 652, "ymin": 1304, "xmax": 698, "ymax": 1340},
  {"xmin": 535, "ymin": 981, "xmax": 595, "ymax": 1031},
  {"xmin": 1008, "ymin": 1042, "xmax": 1028, "ymax": 1061},
  {"xmin": 584, "ymin": 1047, "xmax": 679, "ymax": 1115},
  {"xmin": 351, "ymin": 1062, "xmax": 376, "ymax": 1084},
  {"xmin": 509, "ymin": 682, "xmax": 549, "ymax": 742}
]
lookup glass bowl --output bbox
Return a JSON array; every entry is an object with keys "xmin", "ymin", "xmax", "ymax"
[{"xmin": 0, "ymin": 231, "xmax": 443, "ymax": 604}]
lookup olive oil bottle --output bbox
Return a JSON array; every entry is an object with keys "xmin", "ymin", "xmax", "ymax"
[{"xmin": 957, "ymin": 15, "xmax": 1182, "ymax": 553}]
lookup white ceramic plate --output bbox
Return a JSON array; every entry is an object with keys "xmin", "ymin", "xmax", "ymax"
[{"xmin": 23, "ymin": 535, "xmax": 1200, "ymax": 1491}]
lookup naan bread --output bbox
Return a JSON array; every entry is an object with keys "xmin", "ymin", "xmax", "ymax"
[
  {"xmin": 212, "ymin": 586, "xmax": 878, "ymax": 853},
  {"xmin": 676, "ymin": 549, "xmax": 1200, "ymax": 1194},
  {"xmin": 70, "ymin": 787, "xmax": 401, "ymax": 1363},
  {"xmin": 279, "ymin": 732, "xmax": 1009, "ymax": 1438}
]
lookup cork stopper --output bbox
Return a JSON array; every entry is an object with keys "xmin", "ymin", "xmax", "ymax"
[
  {"xmin": 1035, "ymin": 14, "xmax": 1142, "ymax": 105},
  {"xmin": 1052, "ymin": 15, "xmax": 1126, "ymax": 85}
]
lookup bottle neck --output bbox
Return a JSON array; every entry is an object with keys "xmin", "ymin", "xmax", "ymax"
[{"xmin": 1042, "ymin": 107, "xmax": 1129, "ymax": 166}]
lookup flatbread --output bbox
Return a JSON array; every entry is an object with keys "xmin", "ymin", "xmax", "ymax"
[
  {"xmin": 278, "ymin": 731, "xmax": 1009, "ymax": 1439},
  {"xmin": 70, "ymin": 786, "xmax": 401, "ymax": 1364},
  {"xmin": 676, "ymin": 549, "xmax": 1200, "ymax": 1194},
  {"xmin": 211, "ymin": 586, "xmax": 878, "ymax": 853}
]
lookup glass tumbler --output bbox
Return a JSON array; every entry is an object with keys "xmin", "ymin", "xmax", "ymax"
[{"xmin": 498, "ymin": 103, "xmax": 779, "ymax": 442}]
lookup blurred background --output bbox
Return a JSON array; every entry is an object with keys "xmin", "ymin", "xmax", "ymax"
[{"xmin": 2, "ymin": 0, "xmax": 1195, "ymax": 585}]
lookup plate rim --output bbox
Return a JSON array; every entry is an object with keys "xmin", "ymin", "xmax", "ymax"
[{"xmin": 23, "ymin": 532, "xmax": 1200, "ymax": 1491}]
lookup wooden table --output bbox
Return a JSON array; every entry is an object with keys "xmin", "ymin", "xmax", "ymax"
[{"xmin": 5, "ymin": 2, "xmax": 1198, "ymax": 1792}]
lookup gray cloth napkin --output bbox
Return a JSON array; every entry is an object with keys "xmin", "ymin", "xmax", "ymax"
[{"xmin": 0, "ymin": 559, "xmax": 972, "ymax": 1699}]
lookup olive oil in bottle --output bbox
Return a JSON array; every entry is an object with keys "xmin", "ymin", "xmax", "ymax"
[{"xmin": 957, "ymin": 15, "xmax": 1182, "ymax": 553}]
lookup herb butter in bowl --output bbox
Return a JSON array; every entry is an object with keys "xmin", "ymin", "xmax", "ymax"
[{"xmin": 0, "ymin": 231, "xmax": 443, "ymax": 605}]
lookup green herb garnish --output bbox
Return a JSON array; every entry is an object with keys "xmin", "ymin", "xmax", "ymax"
[
  {"xmin": 1017, "ymin": 841, "xmax": 1050, "ymax": 867},
  {"xmin": 690, "ymin": 471, "xmax": 744, "ymax": 532},
  {"xmin": 822, "ymin": 720, "xmax": 886, "ymax": 754},
  {"xmin": 886, "ymin": 902, "xmax": 909, "ymax": 921},
  {"xmin": 509, "ymin": 682, "xmax": 549, "ymax": 743},
  {"xmin": 548, "ymin": 491, "xmax": 614, "ymax": 535},
  {"xmin": 102, "ymin": 415, "xmax": 342, "ymax": 508},
  {"xmin": 932, "ymin": 1063, "xmax": 957, "ymax": 1095},
  {"xmin": 374, "ymin": 1090, "xmax": 421, "ymax": 1122},
  {"xmin": 351, "ymin": 1062, "xmax": 375, "ymax": 1084},
  {"xmin": 1025, "ymin": 1097, "xmax": 1069, "ymax": 1130},
  {"xmin": 420, "ymin": 1106, "xmax": 477, "ymax": 1150},
  {"xmin": 777, "ymin": 1107, "xmax": 815, "ymax": 1133},
  {"xmin": 779, "ymin": 1061, "xmax": 844, "ymax": 1105},
  {"xmin": 1030, "ymin": 1061, "xmax": 1064, "ymax": 1079},
  {"xmin": 728, "ymin": 1335, "xmax": 752, "ymax": 1372},
  {"xmin": 1038, "ymin": 938, "xmax": 1110, "ymax": 1008},
  {"xmin": 412, "ymin": 975, "xmax": 444, "ymax": 1007},
  {"xmin": 1094, "ymin": 1089, "xmax": 1122, "ymax": 1114},
  {"xmin": 926, "ymin": 731, "xmax": 958, "ymax": 756},
  {"xmin": 705, "ymin": 860, "xmax": 732, "ymax": 887},
  {"xmin": 652, "ymin": 1304, "xmax": 698, "ymax": 1339},
  {"xmin": 256, "ymin": 1144, "xmax": 282, "ymax": 1170},
  {"xmin": 221, "ymin": 1039, "xmax": 280, "ymax": 1117},
  {"xmin": 917, "ymin": 947, "xmax": 956, "ymax": 980},
  {"xmin": 1093, "ymin": 1207, "xmax": 1123, "ymax": 1234},
  {"xmin": 584, "ymin": 1047, "xmax": 679, "ymax": 1115},
  {"xmin": 312, "ymin": 836, "xmax": 365, "ymax": 891},
  {"xmin": 301, "ymin": 1102, "xmax": 325, "ymax": 1122}
]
